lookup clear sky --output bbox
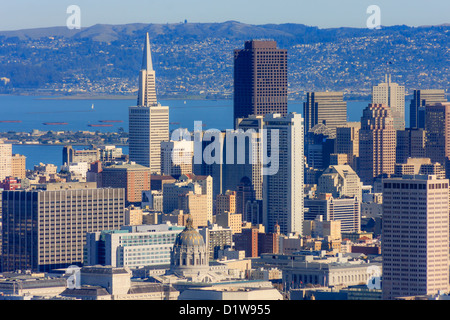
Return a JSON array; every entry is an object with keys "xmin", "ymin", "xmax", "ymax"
[{"xmin": 1, "ymin": 0, "xmax": 449, "ymax": 31}]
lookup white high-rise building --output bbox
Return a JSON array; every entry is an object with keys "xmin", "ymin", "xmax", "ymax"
[
  {"xmin": 372, "ymin": 74, "xmax": 405, "ymax": 131},
  {"xmin": 0, "ymin": 140, "xmax": 12, "ymax": 180},
  {"xmin": 262, "ymin": 113, "xmax": 304, "ymax": 235},
  {"xmin": 129, "ymin": 33, "xmax": 169, "ymax": 173}
]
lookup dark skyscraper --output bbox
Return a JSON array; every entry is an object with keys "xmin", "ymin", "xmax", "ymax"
[
  {"xmin": 410, "ymin": 89, "xmax": 447, "ymax": 129},
  {"xmin": 233, "ymin": 40, "xmax": 287, "ymax": 127}
]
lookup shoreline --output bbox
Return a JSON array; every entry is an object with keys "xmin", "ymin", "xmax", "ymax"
[
  {"xmin": 12, "ymin": 143, "xmax": 128, "ymax": 147},
  {"xmin": 0, "ymin": 93, "xmax": 378, "ymax": 102}
]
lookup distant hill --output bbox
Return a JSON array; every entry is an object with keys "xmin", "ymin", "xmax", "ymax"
[
  {"xmin": 2, "ymin": 21, "xmax": 444, "ymax": 43},
  {"xmin": 0, "ymin": 21, "xmax": 448, "ymax": 97}
]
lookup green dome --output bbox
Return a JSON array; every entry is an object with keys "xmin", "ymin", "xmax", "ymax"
[{"xmin": 174, "ymin": 216, "xmax": 205, "ymax": 247}]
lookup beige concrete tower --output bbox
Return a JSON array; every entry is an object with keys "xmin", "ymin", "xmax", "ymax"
[
  {"xmin": 358, "ymin": 104, "xmax": 396, "ymax": 185},
  {"xmin": 372, "ymin": 74, "xmax": 405, "ymax": 131},
  {"xmin": 382, "ymin": 175, "xmax": 449, "ymax": 299},
  {"xmin": 0, "ymin": 141, "xmax": 12, "ymax": 181}
]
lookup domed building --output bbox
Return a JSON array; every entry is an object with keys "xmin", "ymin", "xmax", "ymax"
[{"xmin": 170, "ymin": 216, "xmax": 209, "ymax": 279}]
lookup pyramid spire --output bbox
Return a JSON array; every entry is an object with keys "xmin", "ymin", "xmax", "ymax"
[
  {"xmin": 137, "ymin": 32, "xmax": 157, "ymax": 107},
  {"xmin": 141, "ymin": 32, "xmax": 153, "ymax": 71}
]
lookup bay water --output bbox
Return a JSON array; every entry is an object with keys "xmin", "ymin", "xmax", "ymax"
[{"xmin": 0, "ymin": 95, "xmax": 393, "ymax": 169}]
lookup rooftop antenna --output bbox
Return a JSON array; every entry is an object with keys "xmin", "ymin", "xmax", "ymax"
[{"xmin": 386, "ymin": 61, "xmax": 393, "ymax": 83}]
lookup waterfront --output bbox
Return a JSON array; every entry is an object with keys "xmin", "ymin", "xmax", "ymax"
[{"xmin": 0, "ymin": 94, "xmax": 393, "ymax": 169}]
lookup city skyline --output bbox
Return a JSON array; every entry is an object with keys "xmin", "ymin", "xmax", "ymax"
[{"xmin": 1, "ymin": 4, "xmax": 450, "ymax": 304}]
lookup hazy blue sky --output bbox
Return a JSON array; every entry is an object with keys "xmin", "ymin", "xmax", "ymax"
[{"xmin": 1, "ymin": 0, "xmax": 449, "ymax": 30}]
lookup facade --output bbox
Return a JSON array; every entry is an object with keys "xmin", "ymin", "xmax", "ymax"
[
  {"xmin": 382, "ymin": 175, "xmax": 449, "ymax": 299},
  {"xmin": 396, "ymin": 129, "xmax": 426, "ymax": 164},
  {"xmin": 424, "ymin": 102, "xmax": 450, "ymax": 177},
  {"xmin": 198, "ymin": 224, "xmax": 233, "ymax": 260},
  {"xmin": 233, "ymin": 40, "xmax": 287, "ymax": 125},
  {"xmin": 62, "ymin": 145, "xmax": 99, "ymax": 165},
  {"xmin": 410, "ymin": 89, "xmax": 447, "ymax": 129},
  {"xmin": 233, "ymin": 227, "xmax": 259, "ymax": 258},
  {"xmin": 245, "ymin": 199, "xmax": 263, "ymax": 226},
  {"xmin": 100, "ymin": 162, "xmax": 151, "ymax": 205},
  {"xmin": 129, "ymin": 33, "xmax": 169, "ymax": 172},
  {"xmin": 304, "ymin": 194, "xmax": 361, "ymax": 233},
  {"xmin": 85, "ymin": 223, "xmax": 184, "ymax": 268},
  {"xmin": 1, "ymin": 182, "xmax": 125, "ymax": 272},
  {"xmin": 358, "ymin": 104, "xmax": 397, "ymax": 185},
  {"xmin": 226, "ymin": 115, "xmax": 264, "ymax": 201},
  {"xmin": 372, "ymin": 74, "xmax": 405, "ymax": 131},
  {"xmin": 335, "ymin": 122, "xmax": 360, "ymax": 171},
  {"xmin": 11, "ymin": 154, "xmax": 26, "ymax": 180},
  {"xmin": 124, "ymin": 205, "xmax": 144, "ymax": 226},
  {"xmin": 141, "ymin": 190, "xmax": 163, "ymax": 212},
  {"xmin": 0, "ymin": 141, "xmax": 12, "ymax": 181},
  {"xmin": 303, "ymin": 91, "xmax": 347, "ymax": 136},
  {"xmin": 263, "ymin": 113, "xmax": 304, "ymax": 235}
]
